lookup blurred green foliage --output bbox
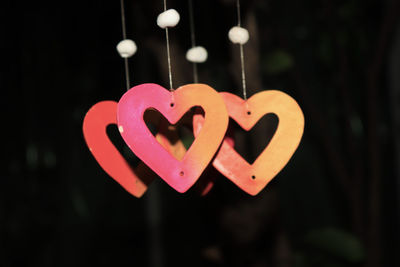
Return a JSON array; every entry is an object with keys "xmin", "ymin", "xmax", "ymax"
[
  {"xmin": 298, "ymin": 227, "xmax": 365, "ymax": 265},
  {"xmin": 263, "ymin": 50, "xmax": 294, "ymax": 75}
]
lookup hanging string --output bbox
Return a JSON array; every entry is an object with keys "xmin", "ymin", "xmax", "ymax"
[
  {"xmin": 188, "ymin": 0, "xmax": 199, "ymax": 83},
  {"xmin": 163, "ymin": 0, "xmax": 174, "ymax": 90},
  {"xmin": 236, "ymin": 0, "xmax": 247, "ymax": 100},
  {"xmin": 120, "ymin": 0, "xmax": 131, "ymax": 91}
]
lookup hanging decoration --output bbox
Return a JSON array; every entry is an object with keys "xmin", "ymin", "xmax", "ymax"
[
  {"xmin": 82, "ymin": 0, "xmax": 305, "ymax": 197},
  {"xmin": 115, "ymin": 1, "xmax": 228, "ymax": 193},
  {"xmin": 193, "ymin": 0, "xmax": 304, "ymax": 195}
]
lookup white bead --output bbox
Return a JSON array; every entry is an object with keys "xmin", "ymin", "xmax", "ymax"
[
  {"xmin": 228, "ymin": 26, "xmax": 250, "ymax": 45},
  {"xmin": 116, "ymin": 39, "xmax": 137, "ymax": 58},
  {"xmin": 186, "ymin": 46, "xmax": 208, "ymax": 63},
  {"xmin": 157, "ymin": 9, "xmax": 180, "ymax": 28}
]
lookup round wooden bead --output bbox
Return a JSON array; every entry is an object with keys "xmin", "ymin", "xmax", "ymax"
[
  {"xmin": 157, "ymin": 9, "xmax": 180, "ymax": 28},
  {"xmin": 186, "ymin": 46, "xmax": 208, "ymax": 63},
  {"xmin": 228, "ymin": 26, "xmax": 249, "ymax": 45},
  {"xmin": 116, "ymin": 39, "xmax": 137, "ymax": 58}
]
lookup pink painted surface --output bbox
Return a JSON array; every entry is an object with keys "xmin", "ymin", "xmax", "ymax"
[
  {"xmin": 82, "ymin": 101, "xmax": 153, "ymax": 198},
  {"xmin": 193, "ymin": 91, "xmax": 305, "ymax": 196},
  {"xmin": 117, "ymin": 83, "xmax": 229, "ymax": 193}
]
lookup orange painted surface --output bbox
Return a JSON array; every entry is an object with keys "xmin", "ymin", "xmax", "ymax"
[{"xmin": 193, "ymin": 91, "xmax": 304, "ymax": 196}]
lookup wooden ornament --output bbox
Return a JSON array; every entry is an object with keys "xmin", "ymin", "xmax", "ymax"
[
  {"xmin": 193, "ymin": 91, "xmax": 304, "ymax": 196},
  {"xmin": 82, "ymin": 100, "xmax": 187, "ymax": 197},
  {"xmin": 117, "ymin": 83, "xmax": 229, "ymax": 193}
]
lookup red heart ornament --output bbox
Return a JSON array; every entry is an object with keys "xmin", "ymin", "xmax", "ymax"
[
  {"xmin": 83, "ymin": 101, "xmax": 188, "ymax": 197},
  {"xmin": 83, "ymin": 101, "xmax": 151, "ymax": 197},
  {"xmin": 117, "ymin": 83, "xmax": 229, "ymax": 193},
  {"xmin": 193, "ymin": 91, "xmax": 304, "ymax": 196}
]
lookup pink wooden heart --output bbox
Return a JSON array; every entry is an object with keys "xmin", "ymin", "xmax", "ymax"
[
  {"xmin": 193, "ymin": 91, "xmax": 304, "ymax": 196},
  {"xmin": 117, "ymin": 83, "xmax": 229, "ymax": 193}
]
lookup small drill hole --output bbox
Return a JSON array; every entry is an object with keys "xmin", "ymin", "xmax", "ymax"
[
  {"xmin": 179, "ymin": 171, "xmax": 184, "ymax": 176},
  {"xmin": 170, "ymin": 103, "xmax": 175, "ymax": 107},
  {"xmin": 247, "ymin": 111, "xmax": 251, "ymax": 115},
  {"xmin": 251, "ymin": 175, "xmax": 256, "ymax": 179}
]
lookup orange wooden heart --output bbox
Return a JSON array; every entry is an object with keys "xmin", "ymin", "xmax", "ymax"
[
  {"xmin": 193, "ymin": 91, "xmax": 304, "ymax": 196},
  {"xmin": 82, "ymin": 101, "xmax": 187, "ymax": 197}
]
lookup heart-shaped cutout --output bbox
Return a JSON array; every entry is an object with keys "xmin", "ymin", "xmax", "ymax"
[
  {"xmin": 82, "ymin": 100, "xmax": 187, "ymax": 197},
  {"xmin": 117, "ymin": 83, "xmax": 229, "ymax": 193},
  {"xmin": 151, "ymin": 108, "xmax": 217, "ymax": 196},
  {"xmin": 193, "ymin": 91, "xmax": 304, "ymax": 195},
  {"xmin": 149, "ymin": 108, "xmax": 192, "ymax": 161}
]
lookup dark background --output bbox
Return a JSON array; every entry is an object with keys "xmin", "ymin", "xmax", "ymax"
[{"xmin": 1, "ymin": 0, "xmax": 399, "ymax": 266}]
